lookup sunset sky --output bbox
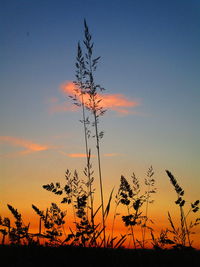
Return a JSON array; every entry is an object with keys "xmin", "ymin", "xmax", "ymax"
[{"xmin": 1, "ymin": 0, "xmax": 200, "ymax": 246}]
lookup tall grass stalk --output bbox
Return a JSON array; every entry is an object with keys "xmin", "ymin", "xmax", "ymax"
[
  {"xmin": 74, "ymin": 42, "xmax": 94, "ymax": 227},
  {"xmin": 111, "ymin": 189, "xmax": 121, "ymax": 246},
  {"xmin": 141, "ymin": 167, "xmax": 156, "ymax": 248},
  {"xmin": 83, "ymin": 19, "xmax": 106, "ymax": 247}
]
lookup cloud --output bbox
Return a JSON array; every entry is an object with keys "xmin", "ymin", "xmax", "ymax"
[
  {"xmin": 68, "ymin": 153, "xmax": 120, "ymax": 158},
  {"xmin": 67, "ymin": 153, "xmax": 88, "ymax": 158},
  {"xmin": 67, "ymin": 153, "xmax": 96, "ymax": 158},
  {"xmin": 59, "ymin": 81, "xmax": 140, "ymax": 115},
  {"xmin": 60, "ymin": 82, "xmax": 76, "ymax": 95},
  {"xmin": 103, "ymin": 153, "xmax": 120, "ymax": 157},
  {"xmin": 59, "ymin": 151, "xmax": 120, "ymax": 158},
  {"xmin": 48, "ymin": 102, "xmax": 78, "ymax": 114},
  {"xmin": 0, "ymin": 136, "xmax": 50, "ymax": 158},
  {"xmin": 46, "ymin": 96, "xmax": 79, "ymax": 114}
]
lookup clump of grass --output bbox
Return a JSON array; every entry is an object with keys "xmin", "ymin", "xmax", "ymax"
[
  {"xmin": 43, "ymin": 166, "xmax": 101, "ymax": 247},
  {"xmin": 7, "ymin": 204, "xmax": 31, "ymax": 244},
  {"xmin": 150, "ymin": 171, "xmax": 200, "ymax": 250},
  {"xmin": 32, "ymin": 203, "xmax": 66, "ymax": 246},
  {"xmin": 115, "ymin": 168, "xmax": 156, "ymax": 249},
  {"xmin": 42, "ymin": 163, "xmax": 123, "ymax": 248},
  {"xmin": 0, "ymin": 216, "xmax": 10, "ymax": 245},
  {"xmin": 165, "ymin": 170, "xmax": 200, "ymax": 248},
  {"xmin": 151, "ymin": 228, "xmax": 175, "ymax": 250},
  {"xmin": 0, "ymin": 204, "xmax": 33, "ymax": 245}
]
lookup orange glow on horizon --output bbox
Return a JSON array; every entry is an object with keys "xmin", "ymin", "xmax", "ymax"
[{"xmin": 1, "ymin": 208, "xmax": 199, "ymax": 249}]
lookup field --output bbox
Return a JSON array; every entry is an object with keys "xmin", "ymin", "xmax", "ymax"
[{"xmin": 1, "ymin": 245, "xmax": 200, "ymax": 267}]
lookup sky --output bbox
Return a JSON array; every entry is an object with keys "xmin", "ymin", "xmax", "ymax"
[{"xmin": 0, "ymin": 0, "xmax": 200, "ymax": 246}]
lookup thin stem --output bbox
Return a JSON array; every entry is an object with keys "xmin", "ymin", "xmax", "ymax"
[
  {"xmin": 37, "ymin": 217, "xmax": 42, "ymax": 244},
  {"xmin": 93, "ymin": 109, "xmax": 106, "ymax": 247},
  {"xmin": 176, "ymin": 189, "xmax": 191, "ymax": 247},
  {"xmin": 71, "ymin": 194, "xmax": 77, "ymax": 231},
  {"xmin": 81, "ymin": 92, "xmax": 94, "ymax": 228},
  {"xmin": 142, "ymin": 184, "xmax": 150, "ymax": 248},
  {"xmin": 177, "ymin": 196, "xmax": 191, "ymax": 247},
  {"xmin": 111, "ymin": 202, "xmax": 119, "ymax": 247},
  {"xmin": 181, "ymin": 207, "xmax": 192, "ymax": 247},
  {"xmin": 127, "ymin": 206, "xmax": 136, "ymax": 249},
  {"xmin": 180, "ymin": 206, "xmax": 186, "ymax": 246}
]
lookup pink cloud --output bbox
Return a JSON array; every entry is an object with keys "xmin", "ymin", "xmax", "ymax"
[
  {"xmin": 59, "ymin": 81, "xmax": 140, "ymax": 115},
  {"xmin": 48, "ymin": 102, "xmax": 78, "ymax": 114},
  {"xmin": 0, "ymin": 136, "xmax": 50, "ymax": 157},
  {"xmin": 58, "ymin": 150, "xmax": 96, "ymax": 158}
]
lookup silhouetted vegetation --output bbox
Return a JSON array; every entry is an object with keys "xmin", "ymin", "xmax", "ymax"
[{"xmin": 1, "ymin": 245, "xmax": 200, "ymax": 267}]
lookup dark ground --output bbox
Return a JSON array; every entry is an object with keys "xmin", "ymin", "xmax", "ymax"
[{"xmin": 0, "ymin": 245, "xmax": 199, "ymax": 267}]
